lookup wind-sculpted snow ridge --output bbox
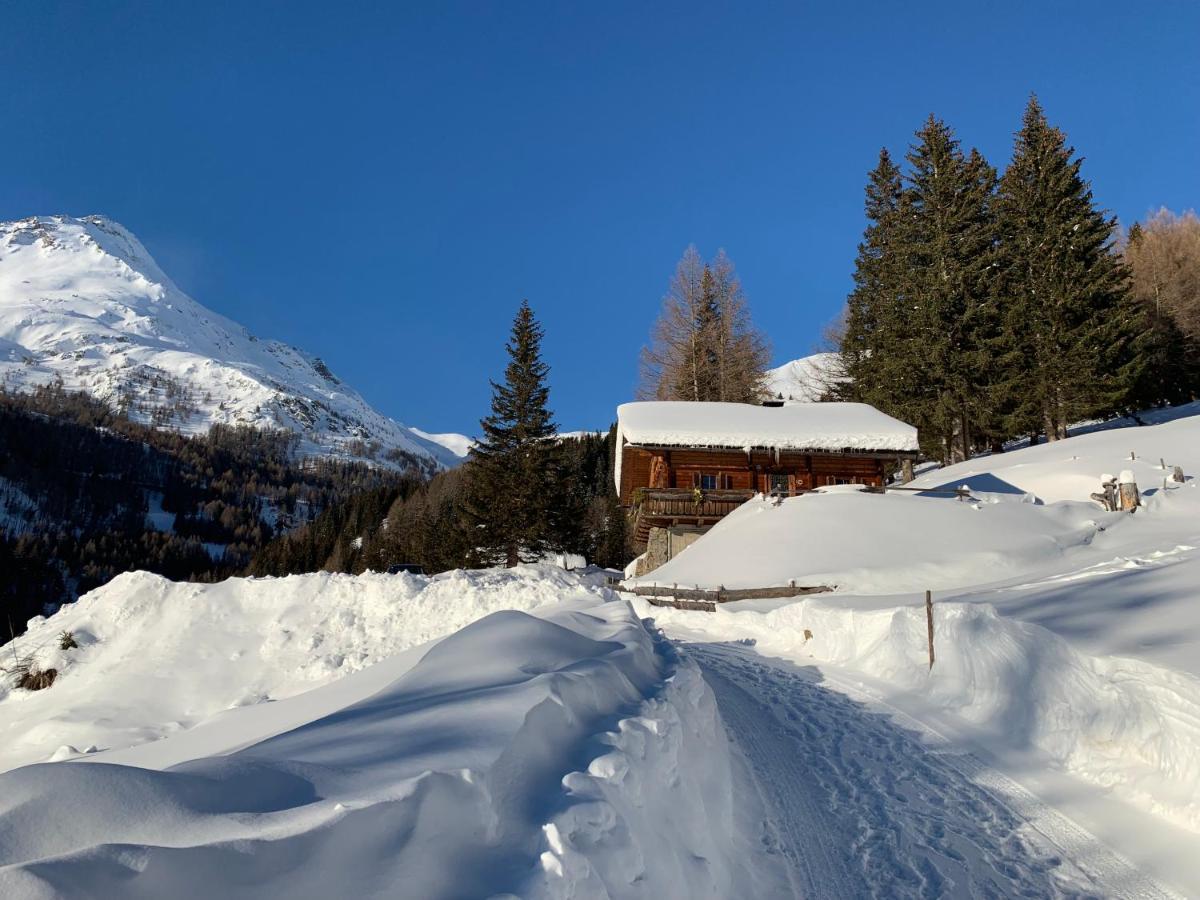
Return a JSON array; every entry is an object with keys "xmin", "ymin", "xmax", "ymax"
[
  {"xmin": 0, "ymin": 565, "xmax": 616, "ymax": 772},
  {"xmin": 0, "ymin": 577, "xmax": 756, "ymax": 899},
  {"xmin": 0, "ymin": 215, "xmax": 459, "ymax": 471}
]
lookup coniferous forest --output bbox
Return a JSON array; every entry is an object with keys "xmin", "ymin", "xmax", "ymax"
[
  {"xmin": 839, "ymin": 97, "xmax": 1199, "ymax": 463},
  {"xmin": 0, "ymin": 384, "xmax": 417, "ymax": 634},
  {"xmin": 250, "ymin": 303, "xmax": 629, "ymax": 580}
]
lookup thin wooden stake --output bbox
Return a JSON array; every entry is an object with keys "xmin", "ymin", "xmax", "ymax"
[{"xmin": 925, "ymin": 590, "xmax": 935, "ymax": 671}]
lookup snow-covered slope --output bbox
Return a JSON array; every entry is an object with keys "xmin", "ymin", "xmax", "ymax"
[
  {"xmin": 762, "ymin": 351, "xmax": 844, "ymax": 401},
  {"xmin": 0, "ymin": 215, "xmax": 459, "ymax": 471},
  {"xmin": 627, "ymin": 488, "xmax": 1112, "ymax": 594},
  {"xmin": 407, "ymin": 426, "xmax": 474, "ymax": 459},
  {"xmin": 0, "ymin": 568, "xmax": 767, "ymax": 899},
  {"xmin": 632, "ymin": 405, "xmax": 1200, "ymax": 890}
]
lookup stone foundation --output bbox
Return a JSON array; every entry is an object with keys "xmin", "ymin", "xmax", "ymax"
[{"xmin": 635, "ymin": 525, "xmax": 708, "ymax": 577}]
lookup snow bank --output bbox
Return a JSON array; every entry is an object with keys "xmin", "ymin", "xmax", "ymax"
[
  {"xmin": 529, "ymin": 650, "xmax": 773, "ymax": 899},
  {"xmin": 627, "ymin": 489, "xmax": 1112, "ymax": 593},
  {"xmin": 0, "ymin": 584, "xmax": 752, "ymax": 899},
  {"xmin": 636, "ymin": 595, "xmax": 1200, "ymax": 834},
  {"xmin": 0, "ymin": 565, "xmax": 612, "ymax": 772}
]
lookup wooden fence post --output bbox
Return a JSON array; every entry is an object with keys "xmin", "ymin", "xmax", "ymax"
[
  {"xmin": 925, "ymin": 590, "xmax": 935, "ymax": 671},
  {"xmin": 1118, "ymin": 470, "xmax": 1141, "ymax": 512}
]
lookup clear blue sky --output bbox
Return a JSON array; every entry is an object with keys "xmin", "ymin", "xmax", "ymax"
[{"xmin": 3, "ymin": 2, "xmax": 1197, "ymax": 434}]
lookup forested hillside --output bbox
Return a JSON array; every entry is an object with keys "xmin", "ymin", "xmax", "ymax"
[
  {"xmin": 0, "ymin": 384, "xmax": 414, "ymax": 633},
  {"xmin": 250, "ymin": 429, "xmax": 627, "ymax": 577}
]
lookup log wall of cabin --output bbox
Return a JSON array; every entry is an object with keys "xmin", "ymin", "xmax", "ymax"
[
  {"xmin": 619, "ymin": 444, "xmax": 889, "ymax": 504},
  {"xmin": 619, "ymin": 447, "xmax": 655, "ymax": 503}
]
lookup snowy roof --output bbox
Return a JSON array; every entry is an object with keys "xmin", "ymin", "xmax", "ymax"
[
  {"xmin": 614, "ymin": 400, "xmax": 917, "ymax": 492},
  {"xmin": 618, "ymin": 400, "xmax": 917, "ymax": 453}
]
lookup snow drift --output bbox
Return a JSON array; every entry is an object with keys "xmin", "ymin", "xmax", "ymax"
[
  {"xmin": 0, "ymin": 576, "xmax": 753, "ymax": 899},
  {"xmin": 0, "ymin": 566, "xmax": 616, "ymax": 773}
]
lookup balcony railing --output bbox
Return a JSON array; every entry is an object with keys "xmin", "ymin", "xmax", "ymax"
[{"xmin": 629, "ymin": 488, "xmax": 756, "ymax": 544}]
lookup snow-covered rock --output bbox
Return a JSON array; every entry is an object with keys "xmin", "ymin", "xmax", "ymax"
[{"xmin": 0, "ymin": 215, "xmax": 462, "ymax": 470}]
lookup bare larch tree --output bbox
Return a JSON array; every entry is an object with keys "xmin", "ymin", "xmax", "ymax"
[{"xmin": 639, "ymin": 246, "xmax": 771, "ymax": 403}]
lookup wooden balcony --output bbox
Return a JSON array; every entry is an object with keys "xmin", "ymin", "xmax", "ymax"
[{"xmin": 629, "ymin": 488, "xmax": 756, "ymax": 546}]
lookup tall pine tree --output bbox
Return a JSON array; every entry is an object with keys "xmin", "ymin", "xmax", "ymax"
[
  {"xmin": 464, "ymin": 301, "xmax": 557, "ymax": 567},
  {"xmin": 993, "ymin": 96, "xmax": 1138, "ymax": 441}
]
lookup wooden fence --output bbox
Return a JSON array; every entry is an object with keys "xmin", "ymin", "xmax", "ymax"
[{"xmin": 623, "ymin": 581, "xmax": 832, "ymax": 612}]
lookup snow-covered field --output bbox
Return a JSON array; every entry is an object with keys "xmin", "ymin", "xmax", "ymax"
[{"xmin": 3, "ymin": 406, "xmax": 1200, "ymax": 896}]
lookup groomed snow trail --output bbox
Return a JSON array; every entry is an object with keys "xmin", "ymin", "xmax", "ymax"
[{"xmin": 690, "ymin": 641, "xmax": 1179, "ymax": 900}]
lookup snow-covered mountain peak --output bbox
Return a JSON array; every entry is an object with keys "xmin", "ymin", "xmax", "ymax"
[{"xmin": 0, "ymin": 214, "xmax": 464, "ymax": 471}]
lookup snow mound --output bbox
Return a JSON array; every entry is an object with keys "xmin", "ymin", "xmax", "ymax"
[
  {"xmin": 0, "ymin": 214, "xmax": 459, "ymax": 469},
  {"xmin": 0, "ymin": 565, "xmax": 610, "ymax": 773},
  {"xmin": 627, "ymin": 489, "xmax": 1112, "ymax": 594},
  {"xmin": 0, "ymin": 587, "xmax": 753, "ymax": 899}
]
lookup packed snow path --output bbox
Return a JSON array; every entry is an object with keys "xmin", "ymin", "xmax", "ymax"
[{"xmin": 690, "ymin": 641, "xmax": 1178, "ymax": 899}]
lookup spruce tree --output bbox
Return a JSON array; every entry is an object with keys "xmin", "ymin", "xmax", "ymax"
[
  {"xmin": 899, "ymin": 118, "xmax": 998, "ymax": 462},
  {"xmin": 463, "ymin": 300, "xmax": 557, "ymax": 567},
  {"xmin": 843, "ymin": 128, "xmax": 999, "ymax": 463},
  {"xmin": 993, "ymin": 96, "xmax": 1137, "ymax": 441},
  {"xmin": 841, "ymin": 148, "xmax": 912, "ymax": 414}
]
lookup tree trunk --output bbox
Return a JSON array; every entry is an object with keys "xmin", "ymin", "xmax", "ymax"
[{"xmin": 1043, "ymin": 406, "xmax": 1059, "ymax": 442}]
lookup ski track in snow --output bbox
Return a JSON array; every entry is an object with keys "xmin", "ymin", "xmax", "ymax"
[{"xmin": 689, "ymin": 641, "xmax": 1179, "ymax": 900}]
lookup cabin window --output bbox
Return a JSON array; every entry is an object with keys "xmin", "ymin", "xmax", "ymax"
[
  {"xmin": 693, "ymin": 473, "xmax": 718, "ymax": 490},
  {"xmin": 768, "ymin": 473, "xmax": 789, "ymax": 494}
]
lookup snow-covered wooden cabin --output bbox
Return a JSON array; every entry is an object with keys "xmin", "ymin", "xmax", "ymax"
[{"xmin": 614, "ymin": 401, "xmax": 919, "ymax": 561}]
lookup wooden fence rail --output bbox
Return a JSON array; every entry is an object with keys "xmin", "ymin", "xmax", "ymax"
[{"xmin": 624, "ymin": 582, "xmax": 832, "ymax": 605}]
